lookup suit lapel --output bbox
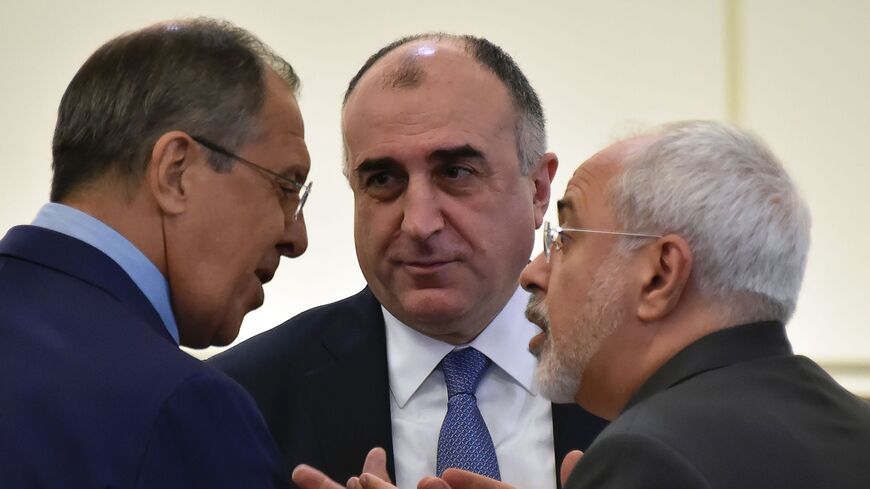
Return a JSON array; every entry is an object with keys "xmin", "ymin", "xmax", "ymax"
[
  {"xmin": 304, "ymin": 288, "xmax": 396, "ymax": 482},
  {"xmin": 293, "ymin": 287, "xmax": 609, "ymax": 487}
]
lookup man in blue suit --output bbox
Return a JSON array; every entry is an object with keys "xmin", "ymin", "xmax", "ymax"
[{"xmin": 0, "ymin": 18, "xmax": 311, "ymax": 488}]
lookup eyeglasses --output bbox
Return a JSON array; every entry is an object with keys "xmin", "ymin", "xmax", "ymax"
[
  {"xmin": 191, "ymin": 135, "xmax": 312, "ymax": 220},
  {"xmin": 543, "ymin": 221, "xmax": 662, "ymax": 262}
]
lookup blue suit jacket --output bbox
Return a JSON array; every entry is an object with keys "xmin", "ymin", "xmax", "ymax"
[
  {"xmin": 0, "ymin": 225, "xmax": 291, "ymax": 488},
  {"xmin": 211, "ymin": 287, "xmax": 607, "ymax": 488}
]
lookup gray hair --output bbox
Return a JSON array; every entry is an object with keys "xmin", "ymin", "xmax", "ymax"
[
  {"xmin": 610, "ymin": 121, "xmax": 811, "ymax": 324},
  {"xmin": 51, "ymin": 17, "xmax": 298, "ymax": 202},
  {"xmin": 341, "ymin": 33, "xmax": 545, "ymax": 176}
]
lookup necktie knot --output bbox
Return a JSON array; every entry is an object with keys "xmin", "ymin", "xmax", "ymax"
[{"xmin": 442, "ymin": 347, "xmax": 490, "ymax": 398}]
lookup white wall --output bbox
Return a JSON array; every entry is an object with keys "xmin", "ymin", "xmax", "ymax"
[{"xmin": 1, "ymin": 0, "xmax": 867, "ymax": 394}]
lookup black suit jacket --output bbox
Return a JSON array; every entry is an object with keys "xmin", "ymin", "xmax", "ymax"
[
  {"xmin": 211, "ymin": 287, "xmax": 606, "ymax": 487},
  {"xmin": 565, "ymin": 322, "xmax": 870, "ymax": 489}
]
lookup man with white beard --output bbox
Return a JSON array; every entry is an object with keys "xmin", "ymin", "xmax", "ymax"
[
  {"xmin": 339, "ymin": 120, "xmax": 870, "ymax": 489},
  {"xmin": 523, "ymin": 254, "xmax": 627, "ymax": 406}
]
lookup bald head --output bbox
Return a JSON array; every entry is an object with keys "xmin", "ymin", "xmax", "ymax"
[
  {"xmin": 342, "ymin": 33, "xmax": 545, "ymax": 175},
  {"xmin": 344, "ymin": 39, "xmax": 481, "ymax": 106},
  {"xmin": 564, "ymin": 136, "xmax": 659, "ymax": 211}
]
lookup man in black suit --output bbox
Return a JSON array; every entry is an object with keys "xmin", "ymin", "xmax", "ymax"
[
  {"xmin": 414, "ymin": 120, "xmax": 870, "ymax": 489},
  {"xmin": 211, "ymin": 33, "xmax": 606, "ymax": 489}
]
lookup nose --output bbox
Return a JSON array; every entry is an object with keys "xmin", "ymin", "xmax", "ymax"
[
  {"xmin": 400, "ymin": 179, "xmax": 444, "ymax": 241},
  {"xmin": 277, "ymin": 211, "xmax": 308, "ymax": 258},
  {"xmin": 520, "ymin": 252, "xmax": 550, "ymax": 294}
]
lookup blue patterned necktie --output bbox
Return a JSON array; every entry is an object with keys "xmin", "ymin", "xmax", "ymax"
[{"xmin": 436, "ymin": 347, "xmax": 501, "ymax": 480}]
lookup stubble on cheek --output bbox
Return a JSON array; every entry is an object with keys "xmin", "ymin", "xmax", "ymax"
[{"xmin": 534, "ymin": 256, "xmax": 625, "ymax": 403}]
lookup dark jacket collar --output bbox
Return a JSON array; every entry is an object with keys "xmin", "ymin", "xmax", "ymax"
[
  {"xmin": 0, "ymin": 225, "xmax": 171, "ymax": 343},
  {"xmin": 625, "ymin": 321, "xmax": 792, "ymax": 412}
]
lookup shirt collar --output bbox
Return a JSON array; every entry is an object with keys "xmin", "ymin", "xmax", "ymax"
[
  {"xmin": 31, "ymin": 203, "xmax": 180, "ymax": 344},
  {"xmin": 384, "ymin": 287, "xmax": 541, "ymax": 408}
]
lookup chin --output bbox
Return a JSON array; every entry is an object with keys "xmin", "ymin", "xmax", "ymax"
[
  {"xmin": 399, "ymin": 288, "xmax": 471, "ymax": 317},
  {"xmin": 209, "ymin": 333, "xmax": 237, "ymax": 348},
  {"xmin": 535, "ymin": 347, "xmax": 582, "ymax": 403},
  {"xmin": 178, "ymin": 312, "xmax": 243, "ymax": 348}
]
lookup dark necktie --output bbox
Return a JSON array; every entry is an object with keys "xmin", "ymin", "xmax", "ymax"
[{"xmin": 435, "ymin": 347, "xmax": 501, "ymax": 480}]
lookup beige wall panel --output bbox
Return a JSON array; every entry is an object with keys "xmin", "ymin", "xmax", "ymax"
[{"xmin": 741, "ymin": 0, "xmax": 870, "ymax": 372}]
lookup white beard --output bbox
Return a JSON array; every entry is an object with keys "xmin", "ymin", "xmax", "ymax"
[{"xmin": 530, "ymin": 254, "xmax": 625, "ymax": 403}]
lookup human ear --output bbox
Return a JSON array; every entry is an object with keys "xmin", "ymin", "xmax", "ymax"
[
  {"xmin": 532, "ymin": 152, "xmax": 558, "ymax": 227},
  {"xmin": 147, "ymin": 131, "xmax": 196, "ymax": 216},
  {"xmin": 636, "ymin": 235, "xmax": 693, "ymax": 321}
]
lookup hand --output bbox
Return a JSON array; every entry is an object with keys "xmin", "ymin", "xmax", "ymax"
[
  {"xmin": 350, "ymin": 447, "xmax": 394, "ymax": 489},
  {"xmin": 293, "ymin": 447, "xmax": 394, "ymax": 489},
  {"xmin": 291, "ymin": 464, "xmax": 343, "ymax": 489},
  {"xmin": 560, "ymin": 450, "xmax": 584, "ymax": 486},
  {"xmin": 432, "ymin": 469, "xmax": 515, "ymax": 489}
]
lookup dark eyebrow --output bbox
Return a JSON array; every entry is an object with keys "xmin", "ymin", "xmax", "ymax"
[
  {"xmin": 353, "ymin": 157, "xmax": 404, "ymax": 187},
  {"xmin": 355, "ymin": 158, "xmax": 402, "ymax": 173},
  {"xmin": 429, "ymin": 144, "xmax": 485, "ymax": 163},
  {"xmin": 353, "ymin": 145, "xmax": 487, "ymax": 176},
  {"xmin": 557, "ymin": 198, "xmax": 574, "ymax": 225},
  {"xmin": 276, "ymin": 165, "xmax": 306, "ymax": 182}
]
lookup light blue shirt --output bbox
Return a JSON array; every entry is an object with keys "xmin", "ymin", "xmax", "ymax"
[{"xmin": 31, "ymin": 203, "xmax": 180, "ymax": 344}]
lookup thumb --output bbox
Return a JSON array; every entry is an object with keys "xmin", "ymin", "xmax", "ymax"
[
  {"xmin": 441, "ymin": 469, "xmax": 513, "ymax": 489},
  {"xmin": 560, "ymin": 450, "xmax": 584, "ymax": 486},
  {"xmin": 362, "ymin": 447, "xmax": 391, "ymax": 483}
]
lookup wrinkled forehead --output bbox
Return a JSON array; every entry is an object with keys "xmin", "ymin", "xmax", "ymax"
[
  {"xmin": 566, "ymin": 148, "xmax": 623, "ymax": 196},
  {"xmin": 561, "ymin": 139, "xmax": 647, "ymax": 223},
  {"xmin": 559, "ymin": 165, "xmax": 616, "ymax": 224},
  {"xmin": 566, "ymin": 136, "xmax": 659, "ymax": 192}
]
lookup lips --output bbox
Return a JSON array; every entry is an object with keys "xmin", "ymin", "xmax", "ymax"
[
  {"xmin": 525, "ymin": 294, "xmax": 550, "ymax": 356},
  {"xmin": 254, "ymin": 267, "xmax": 276, "ymax": 285},
  {"xmin": 525, "ymin": 294, "xmax": 550, "ymax": 332},
  {"xmin": 402, "ymin": 259, "xmax": 456, "ymax": 272},
  {"xmin": 391, "ymin": 251, "xmax": 460, "ymax": 274},
  {"xmin": 528, "ymin": 332, "xmax": 546, "ymax": 356}
]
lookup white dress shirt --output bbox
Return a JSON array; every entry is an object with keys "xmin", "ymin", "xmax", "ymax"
[{"xmin": 384, "ymin": 287, "xmax": 556, "ymax": 489}]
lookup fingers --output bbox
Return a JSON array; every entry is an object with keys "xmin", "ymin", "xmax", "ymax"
[
  {"xmin": 418, "ymin": 476, "xmax": 453, "ymax": 489},
  {"xmin": 362, "ymin": 447, "xmax": 391, "ymax": 482},
  {"xmin": 440, "ymin": 469, "xmax": 515, "ymax": 489},
  {"xmin": 358, "ymin": 472, "xmax": 398, "ymax": 489},
  {"xmin": 559, "ymin": 450, "xmax": 584, "ymax": 486},
  {"xmin": 292, "ymin": 464, "xmax": 344, "ymax": 489}
]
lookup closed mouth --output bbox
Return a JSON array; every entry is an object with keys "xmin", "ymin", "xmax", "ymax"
[
  {"xmin": 254, "ymin": 268, "xmax": 275, "ymax": 284},
  {"xmin": 402, "ymin": 260, "xmax": 456, "ymax": 272}
]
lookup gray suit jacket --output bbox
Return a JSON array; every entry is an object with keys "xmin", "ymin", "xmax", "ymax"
[{"xmin": 565, "ymin": 322, "xmax": 870, "ymax": 489}]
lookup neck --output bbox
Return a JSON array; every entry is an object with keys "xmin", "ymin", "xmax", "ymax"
[
  {"xmin": 62, "ymin": 184, "xmax": 166, "ymax": 276},
  {"xmin": 577, "ymin": 292, "xmax": 728, "ymax": 420}
]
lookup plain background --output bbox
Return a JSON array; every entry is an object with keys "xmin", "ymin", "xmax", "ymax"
[{"xmin": 1, "ymin": 0, "xmax": 867, "ymax": 395}]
